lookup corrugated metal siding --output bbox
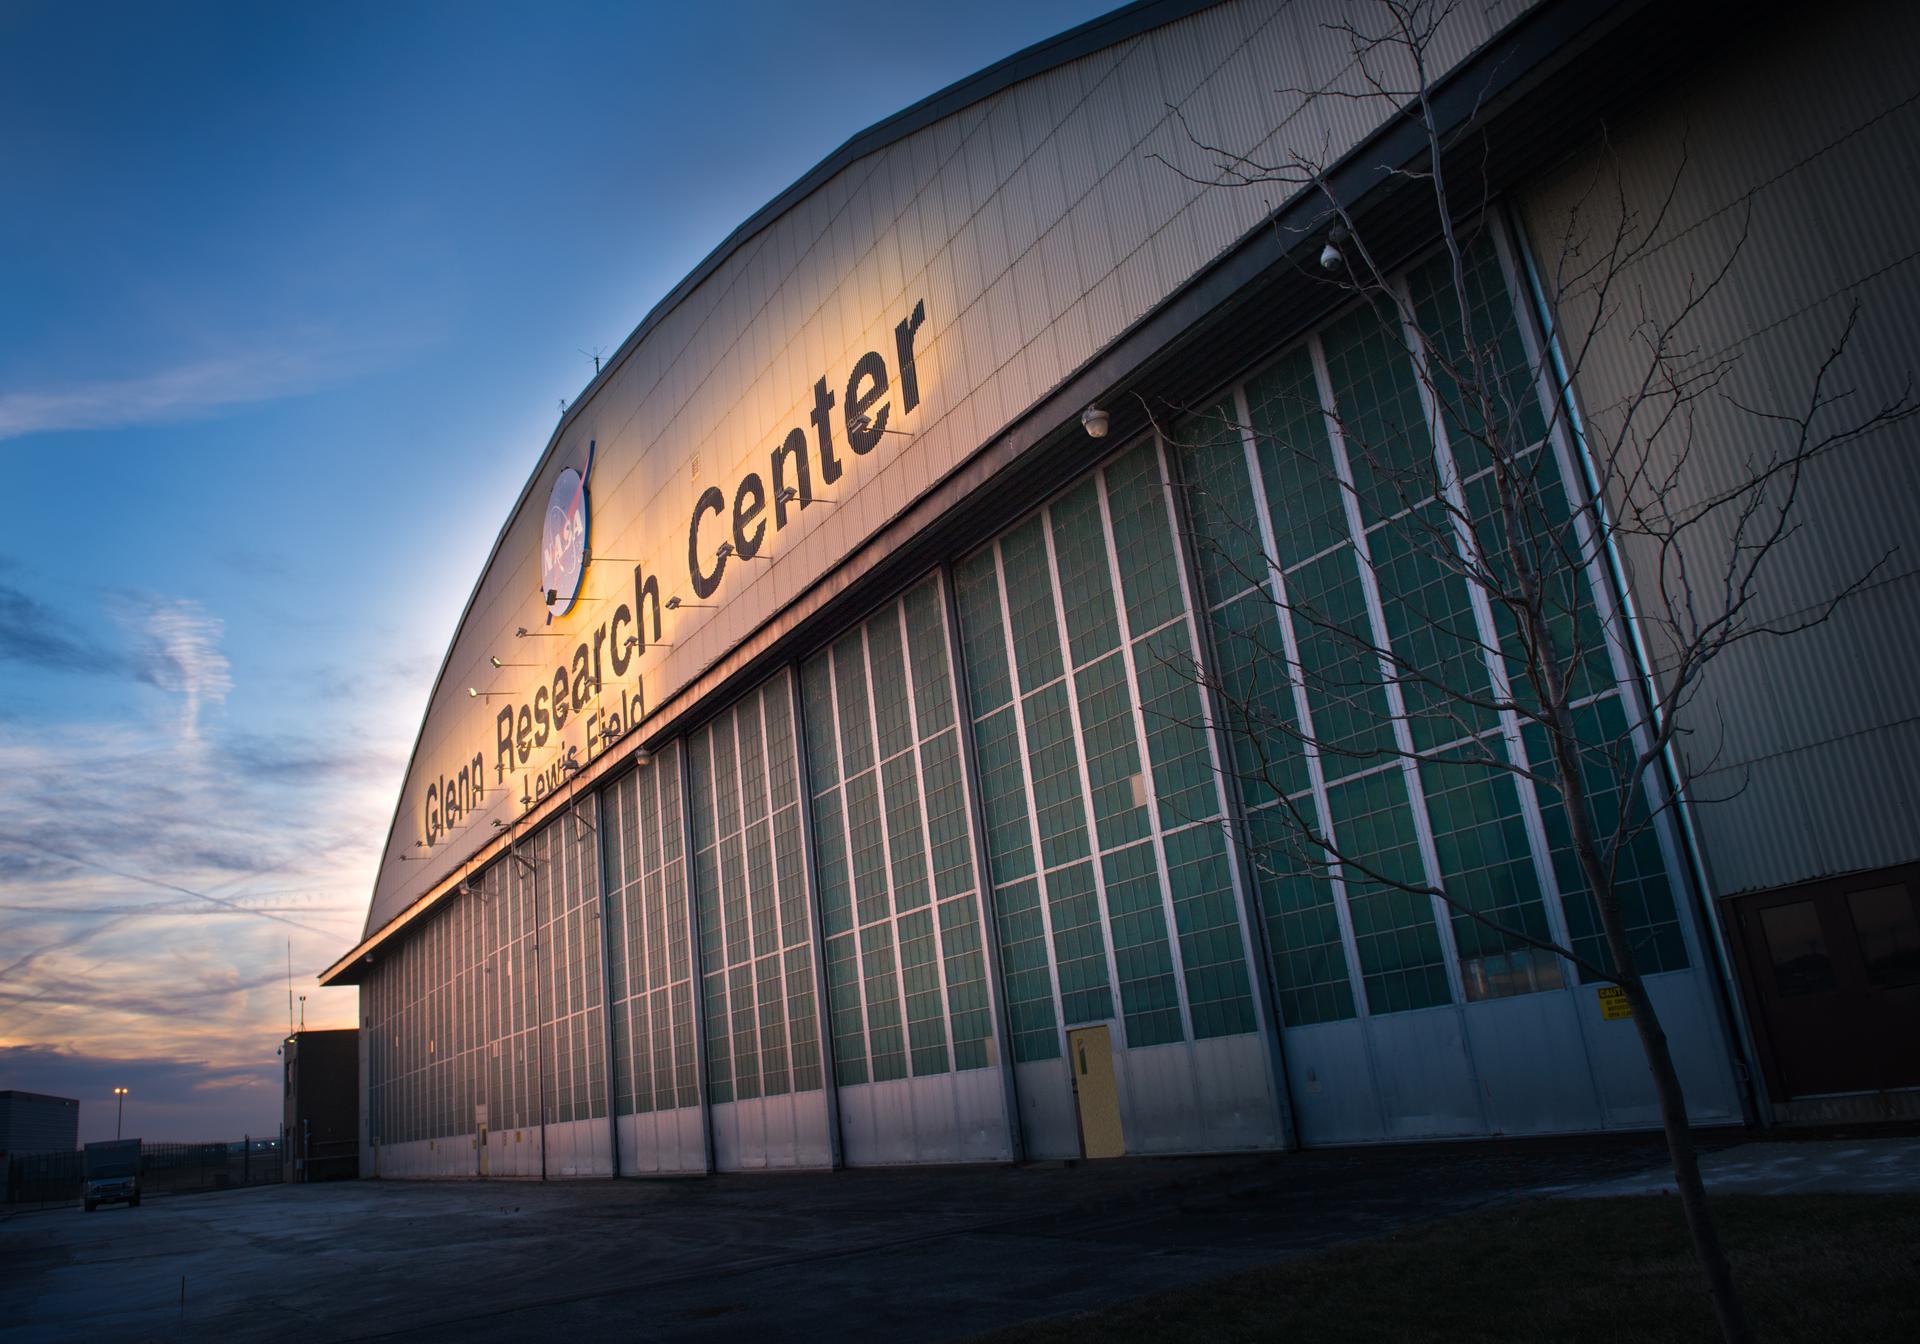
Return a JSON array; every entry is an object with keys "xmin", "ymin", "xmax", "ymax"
[
  {"xmin": 1520, "ymin": 0, "xmax": 1920, "ymax": 895},
  {"xmin": 371, "ymin": 0, "xmax": 1541, "ymax": 933}
]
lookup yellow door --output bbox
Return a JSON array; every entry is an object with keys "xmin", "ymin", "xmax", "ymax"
[{"xmin": 1067, "ymin": 1025, "xmax": 1125, "ymax": 1158}]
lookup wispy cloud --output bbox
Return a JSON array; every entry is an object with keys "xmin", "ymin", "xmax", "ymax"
[
  {"xmin": 0, "ymin": 350, "xmax": 336, "ymax": 441},
  {"xmin": 0, "ymin": 590, "xmax": 411, "ymax": 1131},
  {"xmin": 138, "ymin": 600, "xmax": 232, "ymax": 740}
]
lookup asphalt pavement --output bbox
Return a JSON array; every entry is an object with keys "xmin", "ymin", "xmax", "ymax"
[{"xmin": 5, "ymin": 1131, "xmax": 1910, "ymax": 1343}]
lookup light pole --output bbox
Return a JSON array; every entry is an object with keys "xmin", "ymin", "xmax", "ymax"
[{"xmin": 113, "ymin": 1086, "xmax": 128, "ymax": 1139}]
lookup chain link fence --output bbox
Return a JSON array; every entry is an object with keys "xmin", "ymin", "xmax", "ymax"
[{"xmin": 4, "ymin": 1137, "xmax": 284, "ymax": 1210}]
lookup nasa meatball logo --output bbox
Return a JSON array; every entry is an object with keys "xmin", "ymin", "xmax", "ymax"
[{"xmin": 541, "ymin": 439, "xmax": 594, "ymax": 622}]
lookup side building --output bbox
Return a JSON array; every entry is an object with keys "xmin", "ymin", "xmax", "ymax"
[
  {"xmin": 282, "ymin": 1029, "xmax": 361, "ymax": 1182},
  {"xmin": 0, "ymin": 1091, "xmax": 80, "ymax": 1159},
  {"xmin": 322, "ymin": 0, "xmax": 1920, "ymax": 1177}
]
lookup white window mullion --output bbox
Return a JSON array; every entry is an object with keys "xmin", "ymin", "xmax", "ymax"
[
  {"xmin": 989, "ymin": 541, "xmax": 1068, "ymax": 1057},
  {"xmin": 1092, "ymin": 451, "xmax": 1197, "ymax": 1045},
  {"xmin": 1307, "ymin": 331, "xmax": 1472, "ymax": 1011},
  {"xmin": 1488, "ymin": 219, "xmax": 1711, "ymax": 974},
  {"xmin": 1037, "ymin": 506, "xmax": 1129, "ymax": 1048},
  {"xmin": 1152, "ymin": 430, "xmax": 1276, "ymax": 1043},
  {"xmin": 857, "ymin": 622, "xmax": 917, "ymax": 1078},
  {"xmin": 820, "ymin": 644, "xmax": 872, "ymax": 1076},
  {"xmin": 1230, "ymin": 380, "xmax": 1373, "ymax": 1023},
  {"xmin": 894, "ymin": 596, "xmax": 959, "ymax": 1073},
  {"xmin": 1390, "ymin": 273, "xmax": 1580, "ymax": 978}
]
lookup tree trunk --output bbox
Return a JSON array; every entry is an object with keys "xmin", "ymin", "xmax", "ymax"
[
  {"xmin": 1619, "ymin": 974, "xmax": 1753, "ymax": 1344},
  {"xmin": 1543, "ymin": 708, "xmax": 1753, "ymax": 1344}
]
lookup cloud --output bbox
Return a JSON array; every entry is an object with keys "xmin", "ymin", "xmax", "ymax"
[
  {"xmin": 137, "ymin": 600, "xmax": 232, "ymax": 740},
  {"xmin": 0, "ymin": 350, "xmax": 336, "ymax": 441},
  {"xmin": 0, "ymin": 578, "xmax": 419, "ymax": 1137},
  {"xmin": 0, "ymin": 581, "xmax": 130, "ymax": 675},
  {"xmin": 0, "ymin": 1044, "xmax": 285, "ymax": 1143}
]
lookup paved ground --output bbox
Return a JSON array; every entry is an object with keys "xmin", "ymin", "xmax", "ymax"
[
  {"xmin": 1565, "ymin": 1136, "xmax": 1920, "ymax": 1197},
  {"xmin": 3, "ymin": 1131, "xmax": 1906, "ymax": 1343}
]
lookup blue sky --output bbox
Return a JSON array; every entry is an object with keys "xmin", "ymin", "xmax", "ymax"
[{"xmin": 0, "ymin": 0, "xmax": 1116, "ymax": 1142}]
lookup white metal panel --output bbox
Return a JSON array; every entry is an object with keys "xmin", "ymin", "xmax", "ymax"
[
  {"xmin": 709, "ymin": 1093, "xmax": 831, "ymax": 1171},
  {"xmin": 1364, "ymin": 1008, "xmax": 1485, "ymax": 1140},
  {"xmin": 1461, "ymin": 991, "xmax": 1605, "ymax": 1135},
  {"xmin": 1011, "ymin": 1058, "xmax": 1079, "ymax": 1159},
  {"xmin": 1572, "ymin": 970, "xmax": 1743, "ymax": 1129},
  {"xmin": 1279, "ymin": 1018, "xmax": 1387, "ymax": 1145},
  {"xmin": 615, "ymin": 1109, "xmax": 705, "ymax": 1177}
]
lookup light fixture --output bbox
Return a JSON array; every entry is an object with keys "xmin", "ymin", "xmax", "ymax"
[
  {"xmin": 468, "ymin": 687, "xmax": 511, "ymax": 700},
  {"xmin": 623, "ymin": 634, "xmax": 671, "ymax": 652},
  {"xmin": 1319, "ymin": 224, "xmax": 1349, "ymax": 272},
  {"xmin": 1081, "ymin": 406, "xmax": 1110, "ymax": 439},
  {"xmin": 776, "ymin": 485, "xmax": 832, "ymax": 506},
  {"xmin": 516, "ymin": 627, "xmax": 565, "ymax": 639},
  {"xmin": 632, "ymin": 747, "xmax": 652, "ymax": 768},
  {"xmin": 665, "ymin": 595, "xmax": 715, "ymax": 611},
  {"xmin": 490, "ymin": 819, "xmax": 509, "ymax": 829},
  {"xmin": 846, "ymin": 412, "xmax": 909, "ymax": 438},
  {"xmin": 491, "ymin": 656, "xmax": 536, "ymax": 669}
]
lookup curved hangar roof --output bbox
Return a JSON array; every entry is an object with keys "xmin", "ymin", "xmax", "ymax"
[{"xmin": 334, "ymin": 0, "xmax": 1544, "ymax": 977}]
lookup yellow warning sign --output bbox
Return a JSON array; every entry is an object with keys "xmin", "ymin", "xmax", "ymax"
[{"xmin": 1597, "ymin": 985, "xmax": 1633, "ymax": 1021}]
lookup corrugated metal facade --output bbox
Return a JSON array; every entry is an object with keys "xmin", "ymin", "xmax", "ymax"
[
  {"xmin": 348, "ymin": 0, "xmax": 1920, "ymax": 1174},
  {"xmin": 1518, "ymin": 0, "xmax": 1920, "ymax": 899},
  {"xmin": 363, "ymin": 0, "xmax": 1543, "ymax": 937}
]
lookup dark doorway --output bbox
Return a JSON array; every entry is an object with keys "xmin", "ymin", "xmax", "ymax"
[{"xmin": 1728, "ymin": 862, "xmax": 1920, "ymax": 1100}]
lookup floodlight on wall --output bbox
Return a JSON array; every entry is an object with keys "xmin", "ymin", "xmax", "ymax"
[
  {"xmin": 716, "ymin": 540, "xmax": 768, "ymax": 564},
  {"xmin": 516, "ymin": 627, "xmax": 565, "ymax": 638},
  {"xmin": 1081, "ymin": 406, "xmax": 1110, "ymax": 439},
  {"xmin": 469, "ymin": 687, "xmax": 512, "ymax": 700},
  {"xmin": 664, "ymin": 596, "xmax": 715, "ymax": 610},
  {"xmin": 776, "ymin": 485, "xmax": 832, "ymax": 506},
  {"xmin": 1319, "ymin": 224, "xmax": 1349, "ymax": 272},
  {"xmin": 491, "ymin": 656, "xmax": 537, "ymax": 669},
  {"xmin": 632, "ymin": 746, "xmax": 653, "ymax": 768},
  {"xmin": 846, "ymin": 412, "xmax": 910, "ymax": 439}
]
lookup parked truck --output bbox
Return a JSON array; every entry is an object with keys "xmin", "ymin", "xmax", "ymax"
[{"xmin": 82, "ymin": 1138, "xmax": 140, "ymax": 1211}]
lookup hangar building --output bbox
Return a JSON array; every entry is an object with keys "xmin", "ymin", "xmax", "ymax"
[{"xmin": 322, "ymin": 0, "xmax": 1920, "ymax": 1177}]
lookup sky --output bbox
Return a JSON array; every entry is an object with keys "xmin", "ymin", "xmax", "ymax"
[{"xmin": 0, "ymin": 0, "xmax": 1118, "ymax": 1144}]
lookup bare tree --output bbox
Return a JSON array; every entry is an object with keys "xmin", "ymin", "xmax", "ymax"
[{"xmin": 1145, "ymin": 4, "xmax": 1913, "ymax": 1341}]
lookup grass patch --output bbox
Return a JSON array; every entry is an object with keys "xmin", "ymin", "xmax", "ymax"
[{"xmin": 984, "ymin": 1195, "xmax": 1920, "ymax": 1342}]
